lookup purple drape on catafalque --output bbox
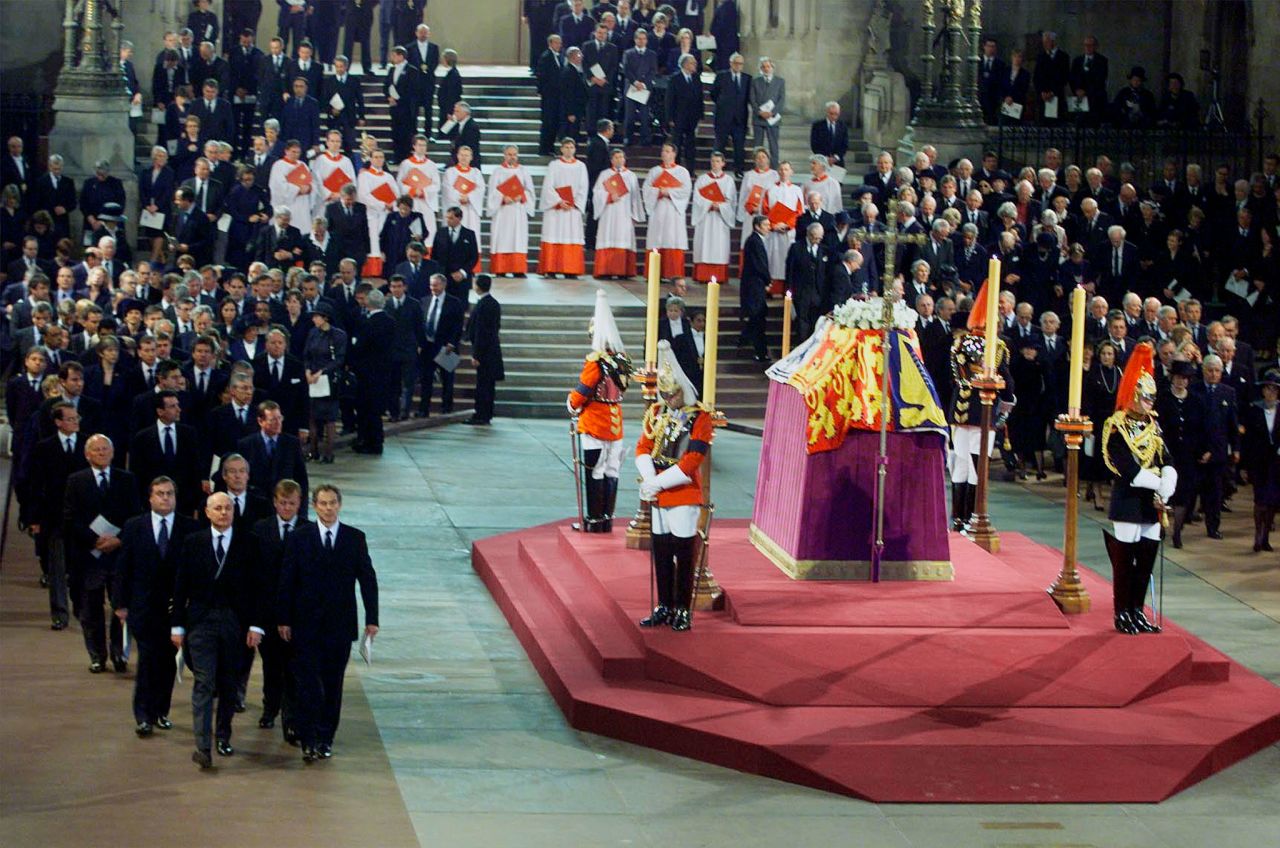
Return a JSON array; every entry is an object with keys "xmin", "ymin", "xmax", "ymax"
[{"xmin": 752, "ymin": 381, "xmax": 951, "ymax": 574}]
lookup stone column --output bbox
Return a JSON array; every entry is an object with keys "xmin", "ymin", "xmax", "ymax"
[{"xmin": 50, "ymin": 0, "xmax": 138, "ymax": 245}]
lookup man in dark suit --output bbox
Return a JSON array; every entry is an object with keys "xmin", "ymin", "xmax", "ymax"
[
  {"xmin": 976, "ymin": 39, "xmax": 1007, "ymax": 124},
  {"xmin": 536, "ymin": 35, "xmax": 566, "ymax": 154},
  {"xmin": 383, "ymin": 276, "xmax": 425, "ymax": 419},
  {"xmin": 253, "ymin": 329, "xmax": 309, "ymax": 434},
  {"xmin": 322, "ymin": 56, "xmax": 366, "ymax": 150},
  {"xmin": 31, "ymin": 403, "xmax": 89, "ymax": 629},
  {"xmin": 340, "ymin": 0, "xmax": 375, "ymax": 70},
  {"xmin": 404, "ymin": 24, "xmax": 439, "ymax": 130},
  {"xmin": 666, "ymin": 53, "xmax": 703, "ymax": 169},
  {"xmin": 128, "ymin": 391, "xmax": 205, "ymax": 517},
  {"xmin": 393, "ymin": 242, "xmax": 440, "ymax": 300},
  {"xmin": 464, "ymin": 275, "xmax": 504, "ymax": 425},
  {"xmin": 63, "ymin": 435, "xmax": 141, "ymax": 673},
  {"xmin": 237, "ymin": 399, "xmax": 309, "ymax": 504},
  {"xmin": 786, "ymin": 222, "xmax": 830, "ymax": 342},
  {"xmin": 1032, "ymin": 31, "xmax": 1070, "ymax": 125},
  {"xmin": 252, "ymin": 206, "xmax": 307, "ymax": 270},
  {"xmin": 6, "ymin": 236, "xmax": 53, "ymax": 282},
  {"xmin": 432, "ymin": 207, "xmax": 481, "ymax": 301},
  {"xmin": 256, "ymin": 36, "xmax": 294, "ymax": 124},
  {"xmin": 584, "ymin": 120, "xmax": 613, "ymax": 249},
  {"xmin": 349, "ymin": 290, "xmax": 396, "ymax": 454},
  {"xmin": 917, "ymin": 220, "xmax": 957, "ymax": 289},
  {"xmin": 228, "ymin": 29, "xmax": 264, "ymax": 154},
  {"xmin": 277, "ymin": 484, "xmax": 378, "ymax": 761},
  {"xmin": 190, "ymin": 79, "xmax": 236, "ymax": 144},
  {"xmin": 809, "ymin": 102, "xmax": 848, "ymax": 169},
  {"xmin": 171, "ymin": 491, "xmax": 259, "ymax": 768},
  {"xmin": 384, "ymin": 47, "xmax": 420, "ymax": 162},
  {"xmin": 279, "ymin": 77, "xmax": 322, "ymax": 152},
  {"xmin": 204, "ymin": 375, "xmax": 262, "ymax": 475},
  {"xmin": 914, "ymin": 293, "xmax": 951, "ymax": 397},
  {"xmin": 559, "ymin": 47, "xmax": 590, "ymax": 144},
  {"xmin": 736, "ymin": 216, "xmax": 770, "ymax": 361},
  {"xmin": 441, "ymin": 102, "xmax": 482, "ymax": 166},
  {"xmin": 190, "ymin": 41, "xmax": 232, "ymax": 99},
  {"xmin": 620, "ymin": 29, "xmax": 657, "ymax": 145},
  {"xmin": 323, "ymin": 183, "xmax": 371, "ymax": 260},
  {"xmin": 418, "ymin": 274, "xmax": 465, "ymax": 416},
  {"xmin": 292, "ymin": 41, "xmax": 324, "ymax": 95},
  {"xmin": 1071, "ymin": 198, "xmax": 1112, "ymax": 253},
  {"xmin": 1068, "ymin": 35, "xmax": 1108, "ymax": 126},
  {"xmin": 184, "ymin": 337, "xmax": 230, "ymax": 420},
  {"xmin": 558, "ymin": 0, "xmax": 595, "ymax": 46},
  {"xmin": 249, "ymin": 478, "xmax": 308, "ymax": 741},
  {"xmin": 168, "ymin": 187, "xmax": 215, "ymax": 265},
  {"xmin": 1090, "ymin": 225, "xmax": 1140, "ymax": 305},
  {"xmin": 115, "ymin": 476, "xmax": 198, "ymax": 736},
  {"xmin": 581, "ymin": 22, "xmax": 619, "ymax": 131},
  {"xmin": 1194, "ymin": 355, "xmax": 1241, "ymax": 540},
  {"xmin": 30, "ymin": 156, "xmax": 77, "ymax": 239}
]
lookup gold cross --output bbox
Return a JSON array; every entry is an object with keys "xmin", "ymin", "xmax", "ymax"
[{"xmin": 852, "ymin": 198, "xmax": 929, "ymax": 322}]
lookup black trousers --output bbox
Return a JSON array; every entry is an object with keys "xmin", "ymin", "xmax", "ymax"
[
  {"xmin": 234, "ymin": 103, "xmax": 256, "ymax": 155},
  {"xmin": 715, "ymin": 124, "xmax": 746, "ymax": 173},
  {"xmin": 257, "ymin": 629, "xmax": 296, "ymax": 725},
  {"xmin": 79, "ymin": 569, "xmax": 123, "ymax": 662},
  {"xmin": 186, "ymin": 609, "xmax": 243, "ymax": 751},
  {"xmin": 539, "ymin": 106, "xmax": 560, "ymax": 153},
  {"xmin": 412, "ymin": 86, "xmax": 435, "ymax": 132},
  {"xmin": 1199, "ymin": 461, "xmax": 1226, "ymax": 534},
  {"xmin": 356, "ymin": 383, "xmax": 387, "ymax": 447},
  {"xmin": 132, "ymin": 625, "xmax": 177, "ymax": 723},
  {"xmin": 738, "ymin": 309, "xmax": 767, "ymax": 358},
  {"xmin": 671, "ymin": 124, "xmax": 698, "ymax": 171},
  {"xmin": 292, "ymin": 634, "xmax": 351, "ymax": 747},
  {"xmin": 342, "ymin": 26, "xmax": 373, "ymax": 71},
  {"xmin": 418, "ymin": 348, "xmax": 456, "ymax": 414},
  {"xmin": 473, "ymin": 366, "xmax": 497, "ymax": 422}
]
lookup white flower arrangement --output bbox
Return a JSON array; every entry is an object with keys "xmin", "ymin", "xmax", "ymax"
[{"xmin": 831, "ymin": 296, "xmax": 919, "ymax": 331}]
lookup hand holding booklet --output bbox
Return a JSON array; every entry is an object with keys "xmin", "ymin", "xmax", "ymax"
[
  {"xmin": 360, "ymin": 633, "xmax": 373, "ymax": 665},
  {"xmin": 88, "ymin": 515, "xmax": 120, "ymax": 559}
]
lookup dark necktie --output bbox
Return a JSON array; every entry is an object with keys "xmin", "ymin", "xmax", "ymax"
[
  {"xmin": 273, "ymin": 361, "xmax": 282, "ymax": 382},
  {"xmin": 164, "ymin": 425, "xmax": 175, "ymax": 458},
  {"xmin": 282, "ymin": 521, "xmax": 292, "ymax": 541},
  {"xmin": 65, "ymin": 437, "xmax": 74, "ymax": 455},
  {"xmin": 266, "ymin": 437, "xmax": 275, "ymax": 459},
  {"xmin": 427, "ymin": 297, "xmax": 439, "ymax": 337},
  {"xmin": 324, "ymin": 529, "xmax": 334, "ymax": 551},
  {"xmin": 98, "ymin": 471, "xmax": 109, "ymax": 495},
  {"xmin": 157, "ymin": 517, "xmax": 169, "ymax": 558},
  {"xmin": 237, "ymin": 407, "xmax": 246, "ymax": 426},
  {"xmin": 214, "ymin": 534, "xmax": 226, "ymax": 575},
  {"xmin": 233, "ymin": 497, "xmax": 242, "ymax": 519},
  {"xmin": 198, "ymin": 371, "xmax": 207, "ymax": 393}
]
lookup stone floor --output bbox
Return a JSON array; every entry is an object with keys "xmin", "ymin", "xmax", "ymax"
[{"xmin": 2, "ymin": 420, "xmax": 1278, "ymax": 847}]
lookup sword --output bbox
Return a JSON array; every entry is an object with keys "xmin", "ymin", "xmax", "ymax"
[
  {"xmin": 687, "ymin": 502, "xmax": 716, "ymax": 625},
  {"xmin": 569, "ymin": 415, "xmax": 585, "ymax": 531}
]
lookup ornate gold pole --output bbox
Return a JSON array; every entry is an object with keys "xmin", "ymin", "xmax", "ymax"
[
  {"xmin": 1049, "ymin": 414, "xmax": 1092, "ymax": 612},
  {"xmin": 626, "ymin": 250, "xmax": 664, "ymax": 550},
  {"xmin": 692, "ymin": 278, "xmax": 725, "ymax": 609},
  {"xmin": 967, "ymin": 372, "xmax": 1003, "ymax": 552}
]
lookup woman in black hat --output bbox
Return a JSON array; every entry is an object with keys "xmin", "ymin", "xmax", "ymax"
[
  {"xmin": 1156, "ymin": 359, "xmax": 1206, "ymax": 548},
  {"xmin": 304, "ymin": 300, "xmax": 347, "ymax": 464},
  {"xmin": 1083, "ymin": 339, "xmax": 1122, "ymax": 507},
  {"xmin": 1242, "ymin": 369, "xmax": 1280, "ymax": 552}
]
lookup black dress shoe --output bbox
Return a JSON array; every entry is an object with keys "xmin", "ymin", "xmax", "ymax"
[
  {"xmin": 283, "ymin": 726, "xmax": 300, "ymax": 746},
  {"xmin": 669, "ymin": 609, "xmax": 692, "ymax": 632},
  {"xmin": 111, "ymin": 657, "xmax": 128, "ymax": 673},
  {"xmin": 154, "ymin": 716, "xmax": 173, "ymax": 730},
  {"xmin": 1114, "ymin": 611, "xmax": 1140, "ymax": 635},
  {"xmin": 302, "ymin": 746, "xmax": 318, "ymax": 763},
  {"xmin": 192, "ymin": 749, "xmax": 213, "ymax": 769},
  {"xmin": 234, "ymin": 701, "xmax": 247, "ymax": 713},
  {"xmin": 51, "ymin": 618, "xmax": 67, "ymax": 631},
  {"xmin": 135, "ymin": 721, "xmax": 154, "ymax": 737},
  {"xmin": 258, "ymin": 715, "xmax": 276, "ymax": 729},
  {"xmin": 1130, "ymin": 609, "xmax": 1162, "ymax": 634},
  {"xmin": 216, "ymin": 740, "xmax": 234, "ymax": 756},
  {"xmin": 39, "ymin": 574, "xmax": 49, "ymax": 588},
  {"xmin": 1208, "ymin": 530, "xmax": 1224, "ymax": 540},
  {"xmin": 318, "ymin": 742, "xmax": 333, "ymax": 758},
  {"xmin": 639, "ymin": 605, "xmax": 672, "ymax": 627},
  {"xmin": 89, "ymin": 661, "xmax": 106, "ymax": 673}
]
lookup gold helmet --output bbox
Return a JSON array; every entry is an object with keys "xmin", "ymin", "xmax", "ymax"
[{"xmin": 656, "ymin": 340, "xmax": 698, "ymax": 403}]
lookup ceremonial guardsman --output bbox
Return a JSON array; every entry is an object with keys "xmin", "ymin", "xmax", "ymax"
[
  {"xmin": 948, "ymin": 278, "xmax": 1016, "ymax": 530},
  {"xmin": 635, "ymin": 340, "xmax": 714, "ymax": 632},
  {"xmin": 1102, "ymin": 341, "xmax": 1177, "ymax": 634},
  {"xmin": 567, "ymin": 290, "xmax": 633, "ymax": 532}
]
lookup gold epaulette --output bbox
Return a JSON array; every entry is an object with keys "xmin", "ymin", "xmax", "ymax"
[{"xmin": 1101, "ymin": 410, "xmax": 1164, "ymax": 476}]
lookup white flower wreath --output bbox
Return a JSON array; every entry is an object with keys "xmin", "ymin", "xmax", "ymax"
[{"xmin": 830, "ymin": 296, "xmax": 919, "ymax": 332}]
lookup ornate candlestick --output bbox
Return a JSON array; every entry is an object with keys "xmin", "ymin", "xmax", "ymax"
[
  {"xmin": 967, "ymin": 371, "xmax": 1004, "ymax": 552},
  {"xmin": 1048, "ymin": 413, "xmax": 1093, "ymax": 612}
]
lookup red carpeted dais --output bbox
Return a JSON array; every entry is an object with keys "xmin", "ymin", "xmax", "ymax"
[{"xmin": 472, "ymin": 520, "xmax": 1280, "ymax": 802}]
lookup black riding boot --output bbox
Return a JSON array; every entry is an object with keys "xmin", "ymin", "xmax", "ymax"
[
  {"xmin": 669, "ymin": 535, "xmax": 697, "ymax": 632},
  {"xmin": 950, "ymin": 484, "xmax": 967, "ymax": 531},
  {"xmin": 1130, "ymin": 537, "xmax": 1162, "ymax": 633},
  {"xmin": 640, "ymin": 533, "xmax": 675, "ymax": 627},
  {"xmin": 1103, "ymin": 532, "xmax": 1138, "ymax": 634},
  {"xmin": 602, "ymin": 476, "xmax": 619, "ymax": 532}
]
